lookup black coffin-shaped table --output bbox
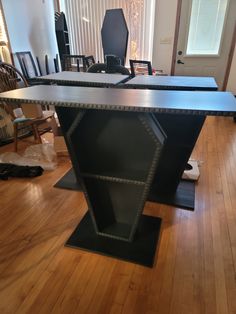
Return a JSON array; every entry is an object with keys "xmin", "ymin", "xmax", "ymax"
[
  {"xmin": 125, "ymin": 75, "xmax": 218, "ymax": 209},
  {"xmin": 125, "ymin": 75, "xmax": 218, "ymax": 91},
  {"xmin": 38, "ymin": 74, "xmax": 218, "ymax": 200},
  {"xmin": 32, "ymin": 71, "xmax": 130, "ymax": 87},
  {"xmin": 1, "ymin": 86, "xmax": 236, "ymax": 267},
  {"xmin": 32, "ymin": 72, "xmax": 130, "ymax": 191}
]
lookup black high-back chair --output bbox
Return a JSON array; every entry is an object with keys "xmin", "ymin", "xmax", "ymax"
[
  {"xmin": 54, "ymin": 54, "xmax": 60, "ymax": 73},
  {"xmin": 101, "ymin": 9, "xmax": 129, "ymax": 66},
  {"xmin": 87, "ymin": 55, "xmax": 130, "ymax": 75},
  {"xmin": 62, "ymin": 54, "xmax": 86, "ymax": 72},
  {"xmin": 45, "ymin": 55, "xmax": 50, "ymax": 75},
  {"xmin": 36, "ymin": 57, "xmax": 43, "ymax": 76},
  {"xmin": 129, "ymin": 59, "xmax": 153, "ymax": 77},
  {"xmin": 45, "ymin": 54, "xmax": 60, "ymax": 74}
]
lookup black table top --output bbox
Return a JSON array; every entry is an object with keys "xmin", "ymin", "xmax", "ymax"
[
  {"xmin": 125, "ymin": 75, "xmax": 218, "ymax": 91},
  {"xmin": 33, "ymin": 71, "xmax": 129, "ymax": 86},
  {"xmin": 0, "ymin": 85, "xmax": 235, "ymax": 116}
]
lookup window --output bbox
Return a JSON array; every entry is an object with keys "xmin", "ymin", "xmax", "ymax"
[
  {"xmin": 186, "ymin": 0, "xmax": 229, "ymax": 55},
  {"xmin": 59, "ymin": 0, "xmax": 155, "ymax": 64}
]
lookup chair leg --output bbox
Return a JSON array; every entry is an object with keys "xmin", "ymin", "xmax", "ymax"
[
  {"xmin": 32, "ymin": 125, "xmax": 38, "ymax": 141},
  {"xmin": 13, "ymin": 124, "xmax": 18, "ymax": 152},
  {"xmin": 32, "ymin": 124, "xmax": 42, "ymax": 144},
  {"xmin": 48, "ymin": 116, "xmax": 59, "ymax": 136}
]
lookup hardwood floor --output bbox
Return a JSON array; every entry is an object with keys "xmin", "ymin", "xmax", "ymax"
[{"xmin": 0, "ymin": 116, "xmax": 236, "ymax": 314}]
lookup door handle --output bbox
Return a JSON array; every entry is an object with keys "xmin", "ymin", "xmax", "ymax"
[{"xmin": 177, "ymin": 60, "xmax": 184, "ymax": 64}]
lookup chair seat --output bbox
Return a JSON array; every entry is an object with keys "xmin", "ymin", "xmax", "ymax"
[
  {"xmin": 13, "ymin": 117, "xmax": 32, "ymax": 124},
  {"xmin": 13, "ymin": 111, "xmax": 54, "ymax": 125},
  {"xmin": 42, "ymin": 110, "xmax": 55, "ymax": 118},
  {"xmin": 12, "ymin": 110, "xmax": 56, "ymax": 151}
]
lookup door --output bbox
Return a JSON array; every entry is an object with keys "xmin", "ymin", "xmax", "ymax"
[{"xmin": 174, "ymin": 0, "xmax": 236, "ymax": 89}]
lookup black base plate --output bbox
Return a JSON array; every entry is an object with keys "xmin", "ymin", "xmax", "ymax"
[
  {"xmin": 54, "ymin": 168, "xmax": 82, "ymax": 191},
  {"xmin": 66, "ymin": 212, "xmax": 162, "ymax": 267},
  {"xmin": 148, "ymin": 180, "xmax": 195, "ymax": 210}
]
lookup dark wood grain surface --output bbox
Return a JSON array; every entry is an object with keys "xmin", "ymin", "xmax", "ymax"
[{"xmin": 0, "ymin": 85, "xmax": 235, "ymax": 115}]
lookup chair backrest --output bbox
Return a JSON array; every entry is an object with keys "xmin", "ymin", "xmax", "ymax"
[
  {"xmin": 46, "ymin": 54, "xmax": 60, "ymax": 74},
  {"xmin": 15, "ymin": 51, "xmax": 39, "ymax": 79},
  {"xmin": 129, "ymin": 59, "xmax": 153, "ymax": 77},
  {"xmin": 87, "ymin": 54, "xmax": 130, "ymax": 75},
  {"xmin": 0, "ymin": 62, "xmax": 42, "ymax": 118},
  {"xmin": 62, "ymin": 54, "xmax": 86, "ymax": 72},
  {"xmin": 54, "ymin": 54, "xmax": 60, "ymax": 73},
  {"xmin": 84, "ymin": 55, "xmax": 95, "ymax": 69},
  {"xmin": 36, "ymin": 56, "xmax": 43, "ymax": 76},
  {"xmin": 45, "ymin": 55, "xmax": 50, "ymax": 75},
  {"xmin": 87, "ymin": 62, "xmax": 130, "ymax": 75},
  {"xmin": 21, "ymin": 103, "xmax": 43, "ymax": 118},
  {"xmin": 0, "ymin": 61, "xmax": 28, "ymax": 93},
  {"xmin": 101, "ymin": 9, "xmax": 129, "ymax": 66}
]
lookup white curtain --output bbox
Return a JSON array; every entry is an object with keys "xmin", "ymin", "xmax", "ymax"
[
  {"xmin": 0, "ymin": 8, "xmax": 11, "ymax": 63},
  {"xmin": 0, "ymin": 8, "xmax": 7, "ymax": 43},
  {"xmin": 59, "ymin": 0, "xmax": 155, "ymax": 64}
]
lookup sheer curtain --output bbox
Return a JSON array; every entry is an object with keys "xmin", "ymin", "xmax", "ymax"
[
  {"xmin": 0, "ymin": 8, "xmax": 11, "ymax": 63},
  {"xmin": 59, "ymin": 0, "xmax": 155, "ymax": 64}
]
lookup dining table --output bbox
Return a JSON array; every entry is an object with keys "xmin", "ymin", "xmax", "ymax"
[
  {"xmin": 53, "ymin": 74, "xmax": 219, "ymax": 209},
  {"xmin": 32, "ymin": 71, "xmax": 130, "ymax": 87},
  {"xmin": 124, "ymin": 75, "xmax": 218, "ymax": 91},
  {"xmin": 0, "ymin": 85, "xmax": 235, "ymax": 267}
]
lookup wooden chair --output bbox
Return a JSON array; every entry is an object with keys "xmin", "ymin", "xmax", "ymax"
[
  {"xmin": 0, "ymin": 62, "xmax": 56, "ymax": 151},
  {"xmin": 129, "ymin": 59, "xmax": 153, "ymax": 77}
]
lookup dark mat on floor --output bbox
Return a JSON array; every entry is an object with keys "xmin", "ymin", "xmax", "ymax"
[
  {"xmin": 54, "ymin": 168, "xmax": 82, "ymax": 191},
  {"xmin": 148, "ymin": 180, "xmax": 195, "ymax": 210}
]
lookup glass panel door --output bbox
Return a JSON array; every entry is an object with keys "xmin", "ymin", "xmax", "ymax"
[{"xmin": 186, "ymin": 0, "xmax": 229, "ymax": 55}]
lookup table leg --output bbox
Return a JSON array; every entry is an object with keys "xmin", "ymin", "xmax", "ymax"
[{"xmin": 149, "ymin": 114, "xmax": 206, "ymax": 210}]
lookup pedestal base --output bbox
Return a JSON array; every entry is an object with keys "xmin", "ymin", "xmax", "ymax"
[
  {"xmin": 54, "ymin": 168, "xmax": 82, "ymax": 191},
  {"xmin": 66, "ymin": 211, "xmax": 162, "ymax": 267},
  {"xmin": 148, "ymin": 180, "xmax": 195, "ymax": 210}
]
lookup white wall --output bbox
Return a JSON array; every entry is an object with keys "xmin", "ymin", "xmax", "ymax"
[
  {"xmin": 152, "ymin": 0, "xmax": 178, "ymax": 74},
  {"xmin": 2, "ymin": 0, "xmax": 59, "ymax": 74},
  {"xmin": 226, "ymin": 42, "xmax": 236, "ymax": 95}
]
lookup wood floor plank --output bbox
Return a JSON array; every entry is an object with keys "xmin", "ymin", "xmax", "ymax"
[{"xmin": 97, "ymin": 261, "xmax": 135, "ymax": 314}]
